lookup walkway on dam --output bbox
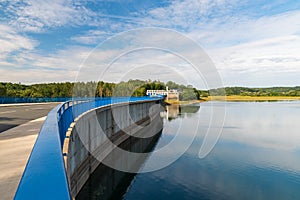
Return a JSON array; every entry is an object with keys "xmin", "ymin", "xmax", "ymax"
[
  {"xmin": 0, "ymin": 103, "xmax": 60, "ymax": 133},
  {"xmin": 0, "ymin": 103, "xmax": 60, "ymax": 200}
]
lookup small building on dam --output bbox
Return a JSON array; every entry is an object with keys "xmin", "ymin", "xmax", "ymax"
[{"xmin": 146, "ymin": 86, "xmax": 179, "ymax": 101}]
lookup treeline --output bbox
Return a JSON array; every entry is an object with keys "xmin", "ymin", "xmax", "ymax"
[
  {"xmin": 0, "ymin": 80, "xmax": 175, "ymax": 97},
  {"xmin": 0, "ymin": 80, "xmax": 202, "ymax": 101},
  {"xmin": 210, "ymin": 86, "xmax": 300, "ymax": 96},
  {"xmin": 0, "ymin": 82, "xmax": 74, "ymax": 98},
  {"xmin": 1, "ymin": 81, "xmax": 299, "ymax": 100}
]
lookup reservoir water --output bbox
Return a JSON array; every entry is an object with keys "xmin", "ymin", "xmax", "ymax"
[{"xmin": 79, "ymin": 101, "xmax": 300, "ymax": 200}]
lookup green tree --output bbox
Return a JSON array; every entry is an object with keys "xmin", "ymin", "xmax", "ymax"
[
  {"xmin": 0, "ymin": 85, "xmax": 6, "ymax": 96},
  {"xmin": 180, "ymin": 88, "xmax": 197, "ymax": 101}
]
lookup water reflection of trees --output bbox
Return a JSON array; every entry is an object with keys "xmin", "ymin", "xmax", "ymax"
[{"xmin": 161, "ymin": 104, "xmax": 200, "ymax": 121}]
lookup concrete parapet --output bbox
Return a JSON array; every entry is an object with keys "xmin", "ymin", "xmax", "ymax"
[{"xmin": 63, "ymin": 100, "xmax": 162, "ymax": 199}]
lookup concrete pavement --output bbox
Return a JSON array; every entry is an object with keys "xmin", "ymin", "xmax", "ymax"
[
  {"xmin": 0, "ymin": 103, "xmax": 60, "ymax": 200},
  {"xmin": 0, "ymin": 102, "xmax": 60, "ymax": 133}
]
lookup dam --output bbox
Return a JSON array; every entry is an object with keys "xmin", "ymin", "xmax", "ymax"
[{"xmin": 14, "ymin": 96, "xmax": 164, "ymax": 199}]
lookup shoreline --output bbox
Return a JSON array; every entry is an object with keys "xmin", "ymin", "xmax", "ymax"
[
  {"xmin": 164, "ymin": 99, "xmax": 204, "ymax": 105},
  {"xmin": 165, "ymin": 96, "xmax": 300, "ymax": 105},
  {"xmin": 206, "ymin": 96, "xmax": 300, "ymax": 101}
]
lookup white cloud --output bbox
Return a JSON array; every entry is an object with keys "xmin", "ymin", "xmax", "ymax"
[
  {"xmin": 68, "ymin": 0, "xmax": 242, "ymax": 45},
  {"xmin": 3, "ymin": 0, "xmax": 96, "ymax": 32},
  {"xmin": 205, "ymin": 34, "xmax": 300, "ymax": 86},
  {"xmin": 186, "ymin": 10, "xmax": 300, "ymax": 86},
  {"xmin": 0, "ymin": 24, "xmax": 95, "ymax": 82},
  {"xmin": 1, "ymin": 0, "xmax": 300, "ymax": 87},
  {"xmin": 188, "ymin": 10, "xmax": 300, "ymax": 48},
  {"xmin": 0, "ymin": 68, "xmax": 77, "ymax": 84},
  {"xmin": 18, "ymin": 45, "xmax": 95, "ymax": 74},
  {"xmin": 0, "ymin": 45, "xmax": 92, "ymax": 83},
  {"xmin": 0, "ymin": 24, "xmax": 38, "ymax": 71},
  {"xmin": 0, "ymin": 24, "xmax": 37, "ymax": 53},
  {"xmin": 71, "ymin": 30, "xmax": 112, "ymax": 45},
  {"xmin": 145, "ymin": 0, "xmax": 239, "ymax": 29},
  {"xmin": 2, "ymin": 0, "xmax": 146, "ymax": 33},
  {"xmin": 210, "ymin": 35, "xmax": 300, "ymax": 71}
]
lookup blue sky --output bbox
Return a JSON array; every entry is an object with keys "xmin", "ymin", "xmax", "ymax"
[{"xmin": 0, "ymin": 0, "xmax": 300, "ymax": 87}]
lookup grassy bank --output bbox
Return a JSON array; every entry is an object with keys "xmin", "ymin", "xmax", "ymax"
[
  {"xmin": 203, "ymin": 95, "xmax": 300, "ymax": 101},
  {"xmin": 164, "ymin": 99, "xmax": 204, "ymax": 105},
  {"xmin": 165, "ymin": 96, "xmax": 300, "ymax": 105}
]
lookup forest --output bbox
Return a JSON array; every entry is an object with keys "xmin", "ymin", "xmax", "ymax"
[
  {"xmin": 1, "ymin": 81, "xmax": 300, "ymax": 101},
  {"xmin": 0, "ymin": 80, "xmax": 202, "ymax": 101},
  {"xmin": 210, "ymin": 86, "xmax": 300, "ymax": 96}
]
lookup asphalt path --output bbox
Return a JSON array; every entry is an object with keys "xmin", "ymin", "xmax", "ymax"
[{"xmin": 0, "ymin": 103, "xmax": 61, "ymax": 133}]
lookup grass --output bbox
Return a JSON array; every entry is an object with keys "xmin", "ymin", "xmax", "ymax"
[
  {"xmin": 165, "ymin": 96, "xmax": 300, "ymax": 104},
  {"xmin": 164, "ymin": 99, "xmax": 204, "ymax": 105},
  {"xmin": 203, "ymin": 95, "xmax": 300, "ymax": 101}
]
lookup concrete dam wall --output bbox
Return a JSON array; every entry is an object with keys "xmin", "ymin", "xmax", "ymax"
[
  {"xmin": 76, "ymin": 125, "xmax": 162, "ymax": 200},
  {"xmin": 63, "ymin": 100, "xmax": 163, "ymax": 198}
]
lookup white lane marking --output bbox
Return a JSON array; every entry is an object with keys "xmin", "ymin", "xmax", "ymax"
[
  {"xmin": 0, "ymin": 110, "xmax": 16, "ymax": 114},
  {"xmin": 28, "ymin": 107, "xmax": 45, "ymax": 110},
  {"xmin": 30, "ymin": 116, "xmax": 47, "ymax": 122},
  {"xmin": 27, "ymin": 128, "xmax": 40, "ymax": 132}
]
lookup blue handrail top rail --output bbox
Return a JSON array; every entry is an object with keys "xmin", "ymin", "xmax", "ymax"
[{"xmin": 14, "ymin": 96, "xmax": 163, "ymax": 200}]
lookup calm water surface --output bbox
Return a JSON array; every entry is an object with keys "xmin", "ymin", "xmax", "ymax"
[{"xmin": 122, "ymin": 101, "xmax": 300, "ymax": 200}]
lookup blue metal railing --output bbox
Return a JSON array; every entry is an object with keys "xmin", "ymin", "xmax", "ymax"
[{"xmin": 14, "ymin": 96, "xmax": 163, "ymax": 200}]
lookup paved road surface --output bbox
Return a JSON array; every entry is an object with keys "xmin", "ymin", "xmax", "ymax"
[
  {"xmin": 0, "ymin": 102, "xmax": 61, "ymax": 200},
  {"xmin": 0, "ymin": 103, "xmax": 60, "ymax": 133}
]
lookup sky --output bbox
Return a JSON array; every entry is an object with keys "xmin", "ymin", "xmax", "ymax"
[{"xmin": 0, "ymin": 0, "xmax": 300, "ymax": 88}]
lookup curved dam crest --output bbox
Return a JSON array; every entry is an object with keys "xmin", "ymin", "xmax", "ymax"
[{"xmin": 63, "ymin": 100, "xmax": 163, "ymax": 198}]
